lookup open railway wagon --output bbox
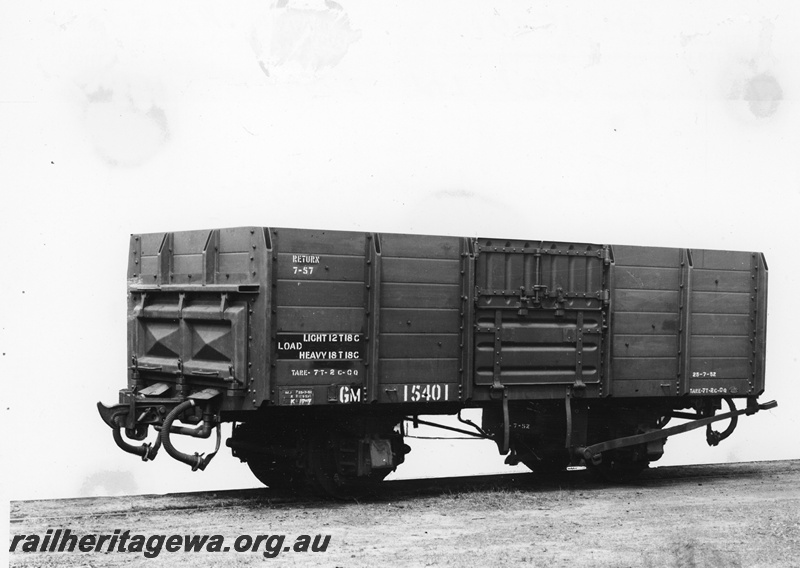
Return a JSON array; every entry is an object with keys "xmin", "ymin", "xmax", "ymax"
[{"xmin": 98, "ymin": 226, "xmax": 776, "ymax": 495}]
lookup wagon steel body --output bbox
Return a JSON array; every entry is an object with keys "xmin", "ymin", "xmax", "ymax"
[{"xmin": 98, "ymin": 226, "xmax": 775, "ymax": 492}]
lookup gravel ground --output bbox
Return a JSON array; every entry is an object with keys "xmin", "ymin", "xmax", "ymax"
[{"xmin": 9, "ymin": 460, "xmax": 800, "ymax": 567}]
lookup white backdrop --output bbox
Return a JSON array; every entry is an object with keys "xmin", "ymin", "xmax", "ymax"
[{"xmin": 1, "ymin": 1, "xmax": 798, "ymax": 504}]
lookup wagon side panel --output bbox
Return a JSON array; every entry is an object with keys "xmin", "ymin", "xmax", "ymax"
[
  {"xmin": 686, "ymin": 249, "xmax": 767, "ymax": 396},
  {"xmin": 377, "ymin": 233, "xmax": 465, "ymax": 404},
  {"xmin": 271, "ymin": 227, "xmax": 370, "ymax": 406},
  {"xmin": 608, "ymin": 245, "xmax": 685, "ymax": 397}
]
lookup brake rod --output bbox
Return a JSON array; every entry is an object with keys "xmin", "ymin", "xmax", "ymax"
[
  {"xmin": 577, "ymin": 399, "xmax": 778, "ymax": 460},
  {"xmin": 404, "ymin": 417, "xmax": 492, "ymax": 439}
]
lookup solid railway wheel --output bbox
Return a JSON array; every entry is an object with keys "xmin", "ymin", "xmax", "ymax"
[
  {"xmin": 586, "ymin": 451, "xmax": 648, "ymax": 483},
  {"xmin": 304, "ymin": 432, "xmax": 394, "ymax": 499},
  {"xmin": 246, "ymin": 455, "xmax": 304, "ymax": 493},
  {"xmin": 520, "ymin": 452, "xmax": 571, "ymax": 476},
  {"xmin": 305, "ymin": 433, "xmax": 344, "ymax": 498}
]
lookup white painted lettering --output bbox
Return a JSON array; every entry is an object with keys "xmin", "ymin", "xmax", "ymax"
[{"xmin": 292, "ymin": 254, "xmax": 320, "ymax": 264}]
